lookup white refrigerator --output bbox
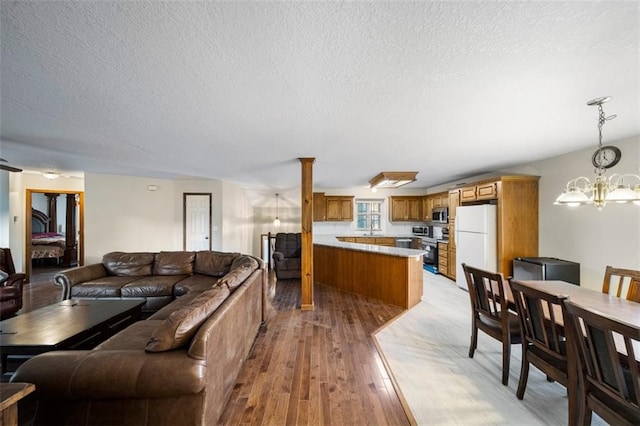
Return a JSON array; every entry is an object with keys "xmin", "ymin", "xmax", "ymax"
[{"xmin": 455, "ymin": 204, "xmax": 498, "ymax": 289}]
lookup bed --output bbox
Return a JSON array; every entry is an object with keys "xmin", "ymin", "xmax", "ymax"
[{"xmin": 31, "ymin": 209, "xmax": 66, "ymax": 262}]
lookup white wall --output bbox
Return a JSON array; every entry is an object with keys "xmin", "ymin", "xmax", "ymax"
[
  {"xmin": 526, "ymin": 136, "xmax": 640, "ymax": 290},
  {"xmin": 84, "ymin": 174, "xmax": 254, "ymax": 264},
  {"xmin": 84, "ymin": 174, "xmax": 177, "ymax": 263},
  {"xmin": 221, "ymin": 181, "xmax": 255, "ymax": 255}
]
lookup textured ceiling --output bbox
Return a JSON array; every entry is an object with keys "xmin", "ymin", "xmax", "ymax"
[{"xmin": 1, "ymin": 1, "xmax": 639, "ymax": 203}]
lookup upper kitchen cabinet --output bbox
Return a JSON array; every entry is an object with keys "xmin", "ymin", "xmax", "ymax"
[
  {"xmin": 390, "ymin": 196, "xmax": 422, "ymax": 222},
  {"xmin": 313, "ymin": 193, "xmax": 354, "ymax": 222},
  {"xmin": 313, "ymin": 192, "xmax": 326, "ymax": 222},
  {"xmin": 325, "ymin": 196, "xmax": 354, "ymax": 221},
  {"xmin": 421, "ymin": 192, "xmax": 449, "ymax": 221},
  {"xmin": 459, "ymin": 181, "xmax": 499, "ymax": 202}
]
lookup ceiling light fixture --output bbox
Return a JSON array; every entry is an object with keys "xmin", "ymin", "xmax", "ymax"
[
  {"xmin": 42, "ymin": 171, "xmax": 60, "ymax": 180},
  {"xmin": 369, "ymin": 171, "xmax": 418, "ymax": 191},
  {"xmin": 554, "ymin": 97, "xmax": 640, "ymax": 210},
  {"xmin": 273, "ymin": 193, "xmax": 281, "ymax": 227}
]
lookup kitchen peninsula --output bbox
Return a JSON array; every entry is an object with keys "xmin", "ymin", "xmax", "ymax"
[{"xmin": 313, "ymin": 235, "xmax": 425, "ymax": 309}]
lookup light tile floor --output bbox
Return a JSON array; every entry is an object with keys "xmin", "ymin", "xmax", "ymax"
[{"xmin": 375, "ymin": 271, "xmax": 606, "ymax": 425}]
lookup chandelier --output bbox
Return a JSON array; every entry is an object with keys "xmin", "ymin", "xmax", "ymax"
[{"xmin": 554, "ymin": 96, "xmax": 640, "ymax": 210}]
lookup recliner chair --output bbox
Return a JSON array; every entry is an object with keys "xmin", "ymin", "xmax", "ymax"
[
  {"xmin": 0, "ymin": 247, "xmax": 26, "ymax": 319},
  {"xmin": 272, "ymin": 233, "xmax": 301, "ymax": 280}
]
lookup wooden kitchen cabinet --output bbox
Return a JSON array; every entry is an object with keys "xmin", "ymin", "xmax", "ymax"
[
  {"xmin": 314, "ymin": 194, "xmax": 354, "ymax": 222},
  {"xmin": 459, "ymin": 181, "xmax": 499, "ymax": 202},
  {"xmin": 438, "ymin": 242, "xmax": 448, "ymax": 273},
  {"xmin": 448, "ymin": 175, "xmax": 539, "ymax": 280},
  {"xmin": 325, "ymin": 196, "xmax": 354, "ymax": 221},
  {"xmin": 422, "ymin": 192, "xmax": 449, "ymax": 221},
  {"xmin": 421, "ymin": 196, "xmax": 432, "ymax": 222},
  {"xmin": 375, "ymin": 237, "xmax": 397, "ymax": 247},
  {"xmin": 448, "ymin": 189, "xmax": 460, "ymax": 224},
  {"xmin": 337, "ymin": 236, "xmax": 399, "ymax": 247},
  {"xmin": 390, "ymin": 196, "xmax": 422, "ymax": 222},
  {"xmin": 313, "ymin": 192, "xmax": 326, "ymax": 221},
  {"xmin": 448, "ymin": 248, "xmax": 456, "ymax": 279},
  {"xmin": 440, "ymin": 176, "xmax": 538, "ymax": 281}
]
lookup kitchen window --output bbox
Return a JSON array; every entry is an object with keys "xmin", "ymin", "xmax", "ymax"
[{"xmin": 356, "ymin": 199, "xmax": 383, "ymax": 231}]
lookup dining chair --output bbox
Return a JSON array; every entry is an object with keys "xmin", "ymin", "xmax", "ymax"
[
  {"xmin": 462, "ymin": 263, "xmax": 521, "ymax": 385},
  {"xmin": 602, "ymin": 266, "xmax": 640, "ymax": 302},
  {"xmin": 563, "ymin": 299, "xmax": 640, "ymax": 425},
  {"xmin": 508, "ymin": 279, "xmax": 569, "ymax": 399}
]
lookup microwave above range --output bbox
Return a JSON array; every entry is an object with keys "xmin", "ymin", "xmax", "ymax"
[
  {"xmin": 432, "ymin": 207, "xmax": 449, "ymax": 223},
  {"xmin": 412, "ymin": 225, "xmax": 443, "ymax": 239}
]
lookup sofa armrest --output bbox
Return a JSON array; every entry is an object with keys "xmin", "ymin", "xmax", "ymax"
[
  {"xmin": 272, "ymin": 252, "xmax": 284, "ymax": 262},
  {"xmin": 3, "ymin": 272, "xmax": 25, "ymax": 289},
  {"xmin": 12, "ymin": 350, "xmax": 206, "ymax": 399},
  {"xmin": 54, "ymin": 264, "xmax": 109, "ymax": 300}
]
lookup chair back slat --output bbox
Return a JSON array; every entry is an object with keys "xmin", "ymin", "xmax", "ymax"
[
  {"xmin": 463, "ymin": 264, "xmax": 507, "ymax": 322},
  {"xmin": 602, "ymin": 266, "xmax": 640, "ymax": 302},
  {"xmin": 563, "ymin": 300, "xmax": 640, "ymax": 424},
  {"xmin": 509, "ymin": 279, "xmax": 567, "ymax": 361}
]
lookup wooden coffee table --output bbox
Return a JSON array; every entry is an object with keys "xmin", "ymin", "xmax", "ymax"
[{"xmin": 0, "ymin": 299, "xmax": 145, "ymax": 375}]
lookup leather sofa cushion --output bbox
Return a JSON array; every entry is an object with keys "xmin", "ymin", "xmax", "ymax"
[
  {"xmin": 153, "ymin": 251, "xmax": 195, "ymax": 276},
  {"xmin": 121, "ymin": 276, "xmax": 187, "ymax": 297},
  {"xmin": 145, "ymin": 286, "xmax": 230, "ymax": 352},
  {"xmin": 71, "ymin": 277, "xmax": 139, "ymax": 297},
  {"xmin": 147, "ymin": 292, "xmax": 200, "ymax": 321},
  {"xmin": 103, "ymin": 252, "xmax": 155, "ymax": 276},
  {"xmin": 219, "ymin": 256, "xmax": 259, "ymax": 290},
  {"xmin": 194, "ymin": 251, "xmax": 240, "ymax": 277},
  {"xmin": 173, "ymin": 274, "xmax": 221, "ymax": 297},
  {"xmin": 95, "ymin": 320, "xmax": 163, "ymax": 350}
]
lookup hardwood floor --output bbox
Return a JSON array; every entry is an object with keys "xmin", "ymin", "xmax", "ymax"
[
  {"xmin": 220, "ymin": 277, "xmax": 410, "ymax": 425},
  {"xmin": 17, "ymin": 264, "xmax": 66, "ymax": 314}
]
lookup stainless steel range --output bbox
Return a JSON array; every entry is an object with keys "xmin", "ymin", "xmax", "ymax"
[
  {"xmin": 419, "ymin": 237, "xmax": 438, "ymax": 266},
  {"xmin": 412, "ymin": 226, "xmax": 442, "ymax": 266}
]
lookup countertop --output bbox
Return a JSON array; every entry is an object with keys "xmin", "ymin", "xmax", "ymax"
[{"xmin": 314, "ymin": 235, "xmax": 426, "ymax": 258}]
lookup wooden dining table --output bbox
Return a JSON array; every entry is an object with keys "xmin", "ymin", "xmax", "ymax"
[{"xmin": 509, "ymin": 280, "xmax": 640, "ymax": 426}]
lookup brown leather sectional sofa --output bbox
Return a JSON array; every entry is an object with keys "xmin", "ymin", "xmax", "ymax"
[
  {"xmin": 53, "ymin": 250, "xmax": 262, "ymax": 314},
  {"xmin": 12, "ymin": 250, "xmax": 266, "ymax": 425}
]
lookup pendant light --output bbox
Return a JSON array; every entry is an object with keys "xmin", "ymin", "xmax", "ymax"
[
  {"xmin": 554, "ymin": 96, "xmax": 640, "ymax": 209},
  {"xmin": 273, "ymin": 193, "xmax": 281, "ymax": 227}
]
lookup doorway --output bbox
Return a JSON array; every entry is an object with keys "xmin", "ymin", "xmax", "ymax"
[
  {"xmin": 25, "ymin": 189, "xmax": 84, "ymax": 282},
  {"xmin": 183, "ymin": 193, "xmax": 212, "ymax": 251}
]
